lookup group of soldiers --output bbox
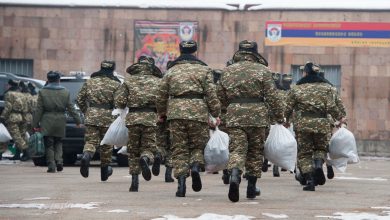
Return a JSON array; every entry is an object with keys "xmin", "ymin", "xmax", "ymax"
[
  {"xmin": 0, "ymin": 38, "xmax": 346, "ymax": 203},
  {"xmin": 73, "ymin": 39, "xmax": 346, "ymax": 203},
  {"xmin": 0, "ymin": 80, "xmax": 37, "ymax": 161}
]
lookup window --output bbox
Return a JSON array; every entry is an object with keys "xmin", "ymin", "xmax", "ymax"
[
  {"xmin": 291, "ymin": 65, "xmax": 341, "ymax": 92},
  {"xmin": 0, "ymin": 59, "xmax": 34, "ymax": 77}
]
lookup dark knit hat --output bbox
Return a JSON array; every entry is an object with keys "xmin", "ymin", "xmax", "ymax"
[
  {"xmin": 8, "ymin": 79, "xmax": 19, "ymax": 87},
  {"xmin": 47, "ymin": 71, "xmax": 61, "ymax": 82},
  {"xmin": 303, "ymin": 62, "xmax": 320, "ymax": 75},
  {"xmin": 179, "ymin": 40, "xmax": 197, "ymax": 54}
]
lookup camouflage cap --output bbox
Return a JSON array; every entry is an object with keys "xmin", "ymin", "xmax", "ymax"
[
  {"xmin": 101, "ymin": 60, "xmax": 116, "ymax": 71},
  {"xmin": 179, "ymin": 40, "xmax": 197, "ymax": 54},
  {"xmin": 233, "ymin": 40, "xmax": 268, "ymax": 66},
  {"xmin": 47, "ymin": 71, "xmax": 61, "ymax": 82},
  {"xmin": 138, "ymin": 56, "xmax": 155, "ymax": 65}
]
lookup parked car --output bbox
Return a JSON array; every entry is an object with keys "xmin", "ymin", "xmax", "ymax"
[{"xmin": 32, "ymin": 72, "xmax": 128, "ymax": 166}]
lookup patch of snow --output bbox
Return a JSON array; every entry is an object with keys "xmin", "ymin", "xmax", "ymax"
[
  {"xmin": 335, "ymin": 177, "xmax": 387, "ymax": 181},
  {"xmin": 106, "ymin": 209, "xmax": 129, "ymax": 213},
  {"xmin": 0, "ymin": 202, "xmax": 101, "ymax": 210},
  {"xmin": 262, "ymin": 213, "xmax": 288, "ymax": 219},
  {"xmin": 152, "ymin": 213, "xmax": 255, "ymax": 220},
  {"xmin": 23, "ymin": 197, "xmax": 51, "ymax": 201},
  {"xmin": 316, "ymin": 212, "xmax": 390, "ymax": 220},
  {"xmin": 372, "ymin": 207, "xmax": 390, "ymax": 210},
  {"xmin": 237, "ymin": 202, "xmax": 258, "ymax": 205}
]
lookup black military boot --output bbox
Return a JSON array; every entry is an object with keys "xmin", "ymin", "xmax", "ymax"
[
  {"xmin": 129, "ymin": 175, "xmax": 139, "ymax": 192},
  {"xmin": 261, "ymin": 159, "xmax": 269, "ymax": 172},
  {"xmin": 191, "ymin": 162, "xmax": 202, "ymax": 192},
  {"xmin": 295, "ymin": 171, "xmax": 307, "ymax": 185},
  {"xmin": 176, "ymin": 176, "xmax": 186, "ymax": 197},
  {"xmin": 20, "ymin": 149, "xmax": 30, "ymax": 161},
  {"xmin": 80, "ymin": 152, "xmax": 91, "ymax": 178},
  {"xmin": 152, "ymin": 154, "xmax": 161, "ymax": 176},
  {"xmin": 303, "ymin": 173, "xmax": 315, "ymax": 191},
  {"xmin": 165, "ymin": 166, "xmax": 174, "ymax": 183},
  {"xmin": 222, "ymin": 169, "xmax": 230, "ymax": 185},
  {"xmin": 314, "ymin": 158, "xmax": 326, "ymax": 186},
  {"xmin": 273, "ymin": 165, "xmax": 280, "ymax": 177},
  {"xmin": 327, "ymin": 165, "xmax": 334, "ymax": 179},
  {"xmin": 228, "ymin": 168, "xmax": 241, "ymax": 202},
  {"xmin": 10, "ymin": 148, "xmax": 21, "ymax": 160},
  {"xmin": 246, "ymin": 175, "xmax": 258, "ymax": 199},
  {"xmin": 56, "ymin": 164, "xmax": 63, "ymax": 172},
  {"xmin": 101, "ymin": 165, "xmax": 113, "ymax": 181},
  {"xmin": 140, "ymin": 156, "xmax": 151, "ymax": 181}
]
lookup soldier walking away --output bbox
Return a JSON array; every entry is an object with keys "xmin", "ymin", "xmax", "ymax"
[
  {"xmin": 0, "ymin": 79, "xmax": 29, "ymax": 161},
  {"xmin": 77, "ymin": 60, "xmax": 121, "ymax": 181},
  {"xmin": 318, "ymin": 70, "xmax": 347, "ymax": 180},
  {"xmin": 285, "ymin": 62, "xmax": 345, "ymax": 191},
  {"xmin": 157, "ymin": 40, "xmax": 221, "ymax": 197},
  {"xmin": 115, "ymin": 56, "xmax": 162, "ymax": 192},
  {"xmin": 218, "ymin": 40, "xmax": 284, "ymax": 202},
  {"xmin": 33, "ymin": 71, "xmax": 81, "ymax": 172}
]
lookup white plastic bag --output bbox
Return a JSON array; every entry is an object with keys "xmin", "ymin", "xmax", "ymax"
[
  {"xmin": 100, "ymin": 108, "xmax": 129, "ymax": 146},
  {"xmin": 328, "ymin": 127, "xmax": 359, "ymax": 172},
  {"xmin": 264, "ymin": 124, "xmax": 297, "ymax": 172},
  {"xmin": 117, "ymin": 146, "xmax": 129, "ymax": 156},
  {"xmin": 0, "ymin": 123, "xmax": 12, "ymax": 142},
  {"xmin": 204, "ymin": 127, "xmax": 229, "ymax": 172}
]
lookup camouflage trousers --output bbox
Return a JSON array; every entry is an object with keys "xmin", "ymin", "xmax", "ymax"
[
  {"xmin": 7, "ymin": 122, "xmax": 27, "ymax": 151},
  {"xmin": 296, "ymin": 131, "xmax": 329, "ymax": 174},
  {"xmin": 127, "ymin": 125, "xmax": 156, "ymax": 175},
  {"xmin": 157, "ymin": 121, "xmax": 173, "ymax": 167},
  {"xmin": 169, "ymin": 119, "xmax": 208, "ymax": 178},
  {"xmin": 227, "ymin": 127, "xmax": 266, "ymax": 178},
  {"xmin": 44, "ymin": 136, "xmax": 63, "ymax": 169},
  {"xmin": 83, "ymin": 125, "xmax": 112, "ymax": 166}
]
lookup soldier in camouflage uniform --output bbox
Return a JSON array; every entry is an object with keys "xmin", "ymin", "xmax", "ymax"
[
  {"xmin": 0, "ymin": 79, "xmax": 29, "ymax": 161},
  {"xmin": 157, "ymin": 41, "xmax": 221, "ymax": 197},
  {"xmin": 115, "ymin": 56, "xmax": 162, "ymax": 192},
  {"xmin": 218, "ymin": 40, "xmax": 284, "ymax": 202},
  {"xmin": 285, "ymin": 62, "xmax": 344, "ymax": 191},
  {"xmin": 319, "ymin": 70, "xmax": 347, "ymax": 180},
  {"xmin": 157, "ymin": 63, "xmax": 175, "ymax": 183},
  {"xmin": 77, "ymin": 60, "xmax": 121, "ymax": 181},
  {"xmin": 33, "ymin": 71, "xmax": 81, "ymax": 172}
]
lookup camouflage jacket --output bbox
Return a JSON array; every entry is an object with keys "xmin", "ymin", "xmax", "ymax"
[
  {"xmin": 76, "ymin": 75, "xmax": 121, "ymax": 127},
  {"xmin": 0, "ymin": 90, "xmax": 27, "ymax": 123},
  {"xmin": 157, "ymin": 56, "xmax": 221, "ymax": 122},
  {"xmin": 22, "ymin": 93, "xmax": 37, "ymax": 124},
  {"xmin": 269, "ymin": 89, "xmax": 288, "ymax": 125},
  {"xmin": 115, "ymin": 64, "xmax": 160, "ymax": 127},
  {"xmin": 285, "ymin": 75, "xmax": 342, "ymax": 134},
  {"xmin": 218, "ymin": 61, "xmax": 284, "ymax": 128}
]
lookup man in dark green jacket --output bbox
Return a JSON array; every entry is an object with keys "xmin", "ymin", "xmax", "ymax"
[{"xmin": 33, "ymin": 71, "xmax": 81, "ymax": 173}]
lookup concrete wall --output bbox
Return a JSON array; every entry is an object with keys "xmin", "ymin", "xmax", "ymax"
[{"xmin": 0, "ymin": 6, "xmax": 389, "ymax": 155}]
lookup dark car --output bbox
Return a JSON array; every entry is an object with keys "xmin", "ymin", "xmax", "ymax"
[{"xmin": 33, "ymin": 72, "xmax": 128, "ymax": 166}]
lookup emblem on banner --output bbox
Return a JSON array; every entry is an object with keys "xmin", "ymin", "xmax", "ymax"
[
  {"xmin": 267, "ymin": 24, "xmax": 282, "ymax": 42},
  {"xmin": 179, "ymin": 23, "xmax": 195, "ymax": 41}
]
